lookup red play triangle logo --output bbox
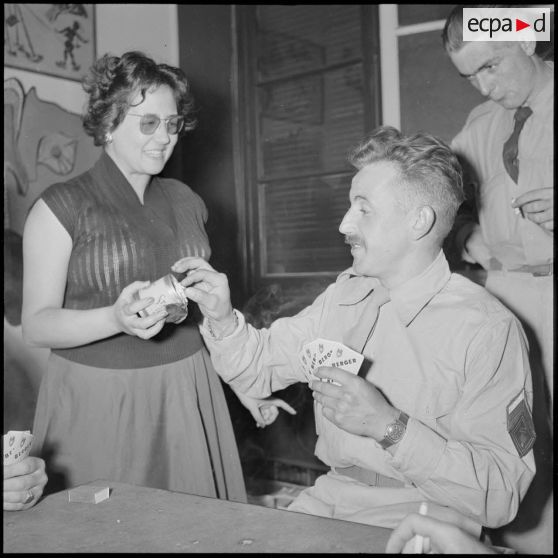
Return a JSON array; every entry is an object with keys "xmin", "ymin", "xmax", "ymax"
[{"xmin": 516, "ymin": 18, "xmax": 530, "ymax": 31}]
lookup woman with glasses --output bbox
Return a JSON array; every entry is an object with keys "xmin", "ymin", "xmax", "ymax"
[{"xmin": 21, "ymin": 51, "xmax": 293, "ymax": 500}]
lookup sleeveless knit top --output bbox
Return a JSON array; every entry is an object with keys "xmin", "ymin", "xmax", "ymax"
[{"xmin": 39, "ymin": 151, "xmax": 209, "ymax": 368}]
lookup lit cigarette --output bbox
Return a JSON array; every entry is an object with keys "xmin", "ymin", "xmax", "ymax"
[
  {"xmin": 511, "ymin": 198, "xmax": 524, "ymax": 218},
  {"xmin": 414, "ymin": 502, "xmax": 428, "ymax": 553}
]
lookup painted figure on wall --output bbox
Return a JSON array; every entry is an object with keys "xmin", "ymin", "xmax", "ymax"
[
  {"xmin": 56, "ymin": 20, "xmax": 88, "ymax": 71},
  {"xmin": 4, "ymin": 4, "xmax": 95, "ymax": 81}
]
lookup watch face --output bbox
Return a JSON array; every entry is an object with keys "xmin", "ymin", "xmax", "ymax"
[{"xmin": 386, "ymin": 422, "xmax": 406, "ymax": 443}]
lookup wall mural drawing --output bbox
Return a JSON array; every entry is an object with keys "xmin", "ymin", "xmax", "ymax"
[
  {"xmin": 4, "ymin": 76, "xmax": 101, "ymax": 430},
  {"xmin": 4, "ymin": 3, "xmax": 95, "ymax": 81},
  {"xmin": 4, "ymin": 77, "xmax": 101, "ymax": 235}
]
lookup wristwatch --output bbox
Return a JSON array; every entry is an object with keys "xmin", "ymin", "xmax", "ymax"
[{"xmin": 379, "ymin": 410, "xmax": 409, "ymax": 449}]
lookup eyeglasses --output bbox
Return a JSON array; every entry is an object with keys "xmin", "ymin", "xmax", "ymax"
[{"xmin": 127, "ymin": 113, "xmax": 185, "ymax": 135}]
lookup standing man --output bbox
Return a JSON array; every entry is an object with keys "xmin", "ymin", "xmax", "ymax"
[
  {"xmin": 173, "ymin": 126, "xmax": 535, "ymax": 538},
  {"xmin": 442, "ymin": 5, "xmax": 553, "ymax": 554}
]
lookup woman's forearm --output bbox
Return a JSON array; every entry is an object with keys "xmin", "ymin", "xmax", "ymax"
[{"xmin": 22, "ymin": 305, "xmax": 121, "ymax": 349}]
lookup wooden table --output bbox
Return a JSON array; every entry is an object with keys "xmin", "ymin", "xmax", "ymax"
[{"xmin": 3, "ymin": 481, "xmax": 392, "ymax": 553}]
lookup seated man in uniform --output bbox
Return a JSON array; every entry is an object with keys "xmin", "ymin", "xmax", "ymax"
[{"xmin": 172, "ymin": 126, "xmax": 536, "ymax": 538}]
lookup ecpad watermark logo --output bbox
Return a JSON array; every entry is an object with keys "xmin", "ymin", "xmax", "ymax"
[{"xmin": 463, "ymin": 7, "xmax": 550, "ymax": 41}]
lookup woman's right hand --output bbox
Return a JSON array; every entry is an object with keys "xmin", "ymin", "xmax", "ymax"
[{"xmin": 112, "ymin": 281, "xmax": 168, "ymax": 339}]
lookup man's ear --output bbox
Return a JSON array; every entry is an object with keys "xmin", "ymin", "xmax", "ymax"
[
  {"xmin": 411, "ymin": 205, "xmax": 436, "ymax": 240},
  {"xmin": 519, "ymin": 41, "xmax": 536, "ymax": 56}
]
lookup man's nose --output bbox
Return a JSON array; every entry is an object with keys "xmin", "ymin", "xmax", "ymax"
[
  {"xmin": 475, "ymin": 73, "xmax": 493, "ymax": 97},
  {"xmin": 338, "ymin": 212, "xmax": 354, "ymax": 235}
]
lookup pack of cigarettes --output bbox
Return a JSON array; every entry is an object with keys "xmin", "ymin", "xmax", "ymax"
[{"xmin": 68, "ymin": 485, "xmax": 110, "ymax": 504}]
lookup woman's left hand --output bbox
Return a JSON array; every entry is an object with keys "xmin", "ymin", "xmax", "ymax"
[{"xmin": 233, "ymin": 390, "xmax": 297, "ymax": 428}]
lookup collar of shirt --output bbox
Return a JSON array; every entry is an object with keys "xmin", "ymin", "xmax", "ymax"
[
  {"xmin": 389, "ymin": 250, "xmax": 451, "ymax": 326},
  {"xmin": 482, "ymin": 61, "xmax": 552, "ymax": 133},
  {"xmin": 336, "ymin": 269, "xmax": 381, "ymax": 305},
  {"xmin": 527, "ymin": 61, "xmax": 554, "ymax": 115},
  {"xmin": 336, "ymin": 250, "xmax": 451, "ymax": 326}
]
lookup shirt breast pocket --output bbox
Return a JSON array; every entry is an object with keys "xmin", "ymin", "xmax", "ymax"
[{"xmin": 392, "ymin": 380, "xmax": 461, "ymax": 431}]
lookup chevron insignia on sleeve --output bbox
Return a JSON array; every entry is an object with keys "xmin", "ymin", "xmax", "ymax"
[{"xmin": 507, "ymin": 390, "xmax": 536, "ymax": 457}]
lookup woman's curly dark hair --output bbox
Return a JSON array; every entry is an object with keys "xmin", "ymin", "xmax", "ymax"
[{"xmin": 82, "ymin": 51, "xmax": 197, "ymax": 146}]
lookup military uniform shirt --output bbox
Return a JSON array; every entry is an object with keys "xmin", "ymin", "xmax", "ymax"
[
  {"xmin": 451, "ymin": 62, "xmax": 553, "ymax": 269},
  {"xmin": 201, "ymin": 251, "xmax": 535, "ymax": 529}
]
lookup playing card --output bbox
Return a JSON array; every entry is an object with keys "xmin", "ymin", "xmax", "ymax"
[
  {"xmin": 3, "ymin": 430, "xmax": 34, "ymax": 466},
  {"xmin": 309, "ymin": 339, "xmax": 328, "ymax": 373},
  {"xmin": 299, "ymin": 338, "xmax": 364, "ymax": 383},
  {"xmin": 298, "ymin": 343, "xmax": 315, "ymax": 381},
  {"xmin": 319, "ymin": 340, "xmax": 364, "ymax": 374},
  {"xmin": 298, "ymin": 339, "xmax": 320, "ymax": 377}
]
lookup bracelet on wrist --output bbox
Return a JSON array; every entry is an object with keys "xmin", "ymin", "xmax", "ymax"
[{"xmin": 207, "ymin": 311, "xmax": 239, "ymax": 340}]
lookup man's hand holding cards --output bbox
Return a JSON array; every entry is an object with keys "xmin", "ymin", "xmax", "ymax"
[
  {"xmin": 299, "ymin": 338, "xmax": 364, "ymax": 384},
  {"xmin": 3, "ymin": 430, "xmax": 34, "ymax": 466}
]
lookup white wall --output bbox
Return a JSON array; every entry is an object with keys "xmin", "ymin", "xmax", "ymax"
[
  {"xmin": 95, "ymin": 4, "xmax": 178, "ymax": 65},
  {"xmin": 4, "ymin": 4, "xmax": 179, "ymax": 112}
]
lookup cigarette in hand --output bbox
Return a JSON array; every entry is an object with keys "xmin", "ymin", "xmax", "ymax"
[
  {"xmin": 414, "ymin": 502, "xmax": 429, "ymax": 553},
  {"xmin": 511, "ymin": 198, "xmax": 524, "ymax": 218}
]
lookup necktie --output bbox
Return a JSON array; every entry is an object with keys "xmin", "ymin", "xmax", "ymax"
[{"xmin": 502, "ymin": 106, "xmax": 532, "ymax": 183}]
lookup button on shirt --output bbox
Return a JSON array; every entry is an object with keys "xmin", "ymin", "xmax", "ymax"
[
  {"xmin": 201, "ymin": 251, "xmax": 535, "ymax": 528},
  {"xmin": 451, "ymin": 62, "xmax": 553, "ymax": 269}
]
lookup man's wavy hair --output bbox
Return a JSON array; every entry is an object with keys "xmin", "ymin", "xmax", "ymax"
[
  {"xmin": 82, "ymin": 51, "xmax": 197, "ymax": 146},
  {"xmin": 348, "ymin": 126, "xmax": 465, "ymax": 244},
  {"xmin": 442, "ymin": 4, "xmax": 508, "ymax": 53}
]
